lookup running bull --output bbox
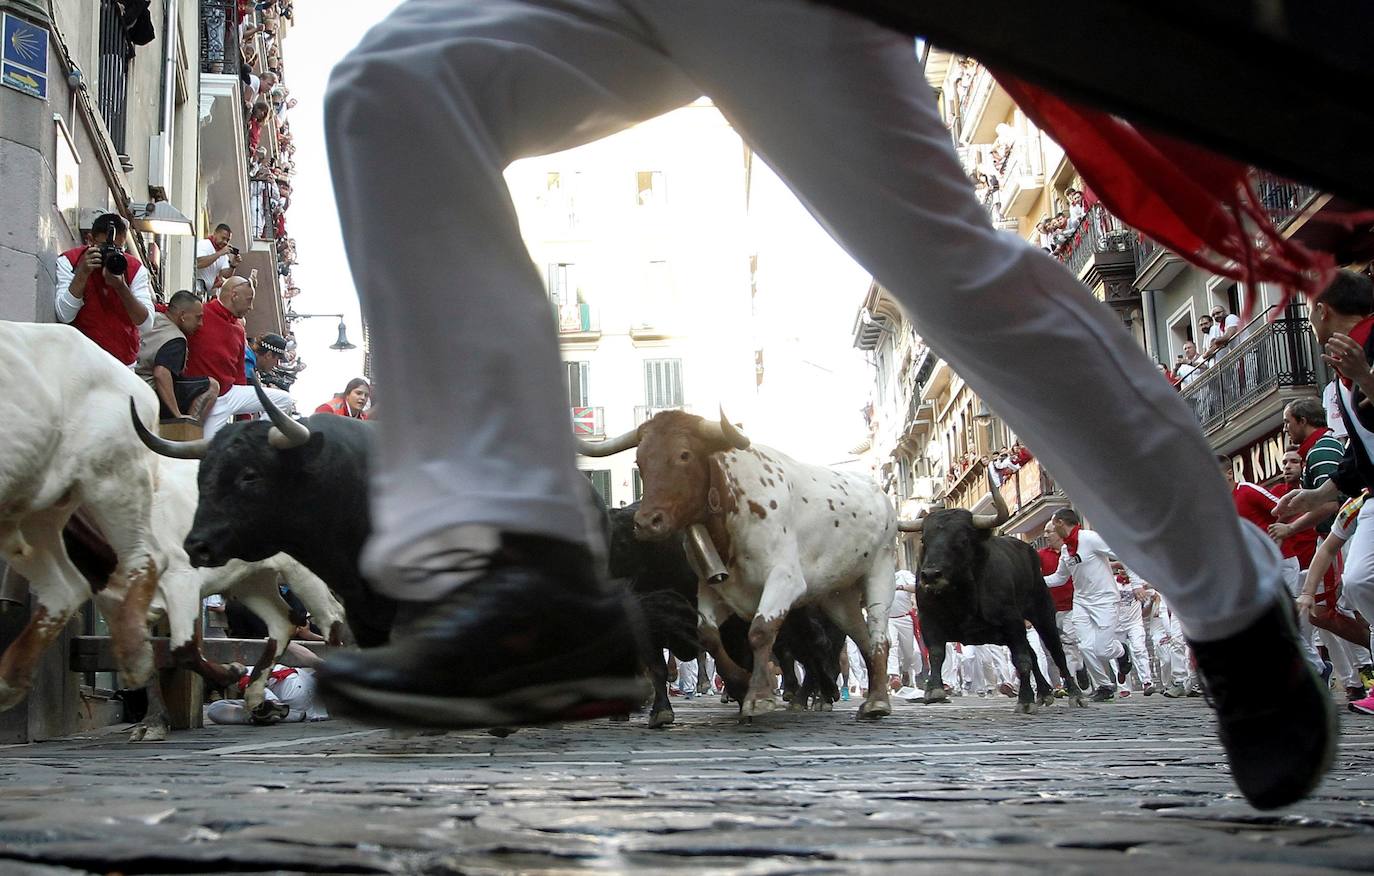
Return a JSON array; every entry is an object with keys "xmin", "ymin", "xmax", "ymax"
[
  {"xmin": 900, "ymin": 470, "xmax": 1085, "ymax": 712},
  {"xmin": 580, "ymin": 410, "xmax": 896, "ymax": 720}
]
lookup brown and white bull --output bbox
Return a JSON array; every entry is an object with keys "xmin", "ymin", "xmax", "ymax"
[{"xmin": 580, "ymin": 410, "xmax": 896, "ymax": 720}]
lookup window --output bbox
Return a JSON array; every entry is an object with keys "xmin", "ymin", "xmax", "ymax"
[
  {"xmin": 583, "ymin": 469, "xmax": 612, "ymax": 507},
  {"xmin": 636, "ymin": 171, "xmax": 664, "ymax": 206},
  {"xmin": 98, "ymin": 0, "xmax": 133, "ymax": 153},
  {"xmin": 547, "ymin": 171, "xmax": 561, "ymax": 192},
  {"xmin": 644, "ymin": 359, "xmax": 684, "ymax": 408},
  {"xmin": 566, "ymin": 361, "xmax": 590, "ymax": 408},
  {"xmin": 547, "ymin": 263, "xmax": 574, "ymax": 308},
  {"xmin": 632, "ymin": 468, "xmax": 643, "ymax": 503}
]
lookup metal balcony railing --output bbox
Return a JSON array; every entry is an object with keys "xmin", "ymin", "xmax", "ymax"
[
  {"xmin": 1252, "ymin": 171, "xmax": 1320, "ymax": 230},
  {"xmin": 1179, "ymin": 304, "xmax": 1322, "ymax": 434},
  {"xmin": 997, "ymin": 457, "xmax": 1058, "ymax": 517},
  {"xmin": 249, "ymin": 179, "xmax": 278, "ymax": 240},
  {"xmin": 199, "ymin": 0, "xmax": 241, "ymax": 75},
  {"xmin": 97, "ymin": 0, "xmax": 132, "ymax": 154},
  {"xmin": 1060, "ymin": 203, "xmax": 1137, "ymax": 278}
]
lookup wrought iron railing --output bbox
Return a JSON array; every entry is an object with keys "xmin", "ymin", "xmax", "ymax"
[
  {"xmin": 1252, "ymin": 171, "xmax": 1319, "ymax": 230},
  {"xmin": 97, "ymin": 0, "xmax": 132, "ymax": 153},
  {"xmin": 635, "ymin": 404, "xmax": 690, "ymax": 426},
  {"xmin": 249, "ymin": 179, "xmax": 277, "ymax": 240},
  {"xmin": 1061, "ymin": 203, "xmax": 1136, "ymax": 278},
  {"xmin": 1179, "ymin": 304, "xmax": 1321, "ymax": 433},
  {"xmin": 199, "ymin": 0, "xmax": 241, "ymax": 75}
]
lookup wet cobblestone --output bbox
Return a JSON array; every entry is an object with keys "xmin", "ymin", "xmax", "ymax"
[{"xmin": 0, "ymin": 694, "xmax": 1371, "ymax": 874}]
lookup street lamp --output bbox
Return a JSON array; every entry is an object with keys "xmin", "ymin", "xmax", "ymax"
[
  {"xmin": 128, "ymin": 199, "xmax": 195, "ymax": 236},
  {"xmin": 285, "ymin": 310, "xmax": 357, "ymax": 351}
]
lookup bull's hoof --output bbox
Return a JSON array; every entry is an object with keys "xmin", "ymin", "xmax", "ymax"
[
  {"xmin": 1038, "ymin": 693, "xmax": 1056, "ymax": 708},
  {"xmin": 720, "ymin": 693, "xmax": 733, "ymax": 705},
  {"xmin": 923, "ymin": 688, "xmax": 949, "ymax": 705},
  {"xmin": 857, "ymin": 699, "xmax": 891, "ymax": 720},
  {"xmin": 695, "ymin": 682, "xmax": 711, "ymax": 696},
  {"xmin": 486, "ymin": 727, "xmax": 516, "ymax": 738},
  {"xmin": 1014, "ymin": 701, "xmax": 1037, "ymax": 715},
  {"xmin": 609, "ymin": 712, "xmax": 630, "ymax": 723},
  {"xmin": 137, "ymin": 721, "xmax": 169, "ymax": 742},
  {"xmin": 819, "ymin": 700, "xmax": 834, "ymax": 712},
  {"xmin": 787, "ymin": 700, "xmax": 806, "ymax": 712},
  {"xmin": 1070, "ymin": 694, "xmax": 1088, "ymax": 708},
  {"xmin": 647, "ymin": 708, "xmax": 675, "ymax": 729},
  {"xmin": 128, "ymin": 724, "xmax": 146, "ymax": 742},
  {"xmin": 740, "ymin": 695, "xmax": 778, "ymax": 717}
]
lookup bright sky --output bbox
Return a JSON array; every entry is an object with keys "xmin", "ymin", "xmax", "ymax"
[{"xmin": 281, "ymin": 4, "xmax": 873, "ymax": 458}]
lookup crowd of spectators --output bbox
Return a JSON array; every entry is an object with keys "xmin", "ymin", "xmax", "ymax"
[{"xmin": 1157, "ymin": 304, "xmax": 1244, "ymax": 390}]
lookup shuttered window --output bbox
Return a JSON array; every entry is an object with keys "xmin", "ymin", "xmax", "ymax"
[
  {"xmin": 632, "ymin": 468, "xmax": 643, "ymax": 503},
  {"xmin": 583, "ymin": 469, "xmax": 612, "ymax": 507},
  {"xmin": 566, "ymin": 361, "xmax": 590, "ymax": 407},
  {"xmin": 643, "ymin": 359, "xmax": 683, "ymax": 408}
]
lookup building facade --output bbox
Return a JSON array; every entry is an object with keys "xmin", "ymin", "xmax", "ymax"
[
  {"xmin": 0, "ymin": 0, "xmax": 299, "ymax": 742},
  {"xmin": 505, "ymin": 101, "xmax": 757, "ymax": 508}
]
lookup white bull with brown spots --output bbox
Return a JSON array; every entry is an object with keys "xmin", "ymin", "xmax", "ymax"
[
  {"xmin": 580, "ymin": 410, "xmax": 896, "ymax": 720},
  {"xmin": 0, "ymin": 322, "xmax": 164, "ymax": 708}
]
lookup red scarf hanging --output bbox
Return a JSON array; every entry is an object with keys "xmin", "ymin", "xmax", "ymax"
[
  {"xmin": 1063, "ymin": 525, "xmax": 1081, "ymax": 558},
  {"xmin": 993, "ymin": 74, "xmax": 1340, "ymax": 317}
]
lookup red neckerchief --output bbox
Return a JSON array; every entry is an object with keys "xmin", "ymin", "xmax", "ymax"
[
  {"xmin": 1340, "ymin": 316, "xmax": 1374, "ymax": 388},
  {"xmin": 1063, "ymin": 525, "xmax": 1081, "ymax": 557},
  {"xmin": 1297, "ymin": 426, "xmax": 1332, "ymax": 460}
]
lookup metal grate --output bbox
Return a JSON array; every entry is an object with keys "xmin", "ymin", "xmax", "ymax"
[
  {"xmin": 198, "ymin": 0, "xmax": 241, "ymax": 75},
  {"xmin": 97, "ymin": 0, "xmax": 132, "ymax": 154}
]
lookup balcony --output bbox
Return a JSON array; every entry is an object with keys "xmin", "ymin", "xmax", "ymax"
[
  {"xmin": 198, "ymin": 0, "xmax": 241, "ymax": 75},
  {"xmin": 1061, "ymin": 203, "xmax": 1138, "ymax": 282},
  {"xmin": 958, "ymin": 66, "xmax": 1015, "ymax": 146},
  {"xmin": 997, "ymin": 458, "xmax": 1068, "ymax": 536},
  {"xmin": 997, "ymin": 143, "xmax": 1044, "ymax": 219},
  {"xmin": 1252, "ymin": 171, "xmax": 1320, "ymax": 232},
  {"xmin": 570, "ymin": 406, "xmax": 605, "ymax": 438},
  {"xmin": 1180, "ymin": 305, "xmax": 1322, "ymax": 437},
  {"xmin": 198, "ymin": 0, "xmax": 249, "ymax": 247},
  {"xmin": 635, "ymin": 404, "xmax": 690, "ymax": 426}
]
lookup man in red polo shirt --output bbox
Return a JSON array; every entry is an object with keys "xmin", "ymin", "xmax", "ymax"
[
  {"xmin": 54, "ymin": 213, "xmax": 152, "ymax": 364},
  {"xmin": 186, "ymin": 275, "xmax": 296, "ymax": 439},
  {"xmin": 1221, "ymin": 455, "xmax": 1324, "ymax": 673},
  {"xmin": 1040, "ymin": 520, "xmax": 1084, "ymax": 692}
]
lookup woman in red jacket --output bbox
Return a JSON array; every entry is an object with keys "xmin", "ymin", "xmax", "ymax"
[{"xmin": 316, "ymin": 378, "xmax": 370, "ymax": 419}]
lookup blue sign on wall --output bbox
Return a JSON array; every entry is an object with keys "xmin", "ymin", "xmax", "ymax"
[{"xmin": 2, "ymin": 14, "xmax": 49, "ymax": 100}]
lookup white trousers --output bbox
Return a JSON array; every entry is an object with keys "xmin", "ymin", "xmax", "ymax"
[
  {"xmin": 1074, "ymin": 601, "xmax": 1124, "ymax": 691},
  {"xmin": 844, "ymin": 637, "xmax": 868, "ymax": 691},
  {"xmin": 1281, "ymin": 555, "xmax": 1326, "ymax": 672},
  {"xmin": 1116, "ymin": 601, "xmax": 1153, "ymax": 687},
  {"xmin": 326, "ymin": 0, "xmax": 1284, "ymax": 634},
  {"xmin": 1339, "ymin": 501, "xmax": 1374, "ymax": 656},
  {"xmin": 886, "ymin": 616, "xmax": 919, "ymax": 679},
  {"xmin": 1149, "ymin": 609, "xmax": 1190, "ymax": 687},
  {"xmin": 203, "ymin": 384, "xmax": 296, "ymax": 440},
  {"xmin": 1056, "ymin": 608, "xmax": 1084, "ymax": 677}
]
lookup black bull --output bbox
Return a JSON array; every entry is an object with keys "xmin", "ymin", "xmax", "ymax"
[{"xmin": 913, "ymin": 508, "xmax": 1086, "ymax": 711}]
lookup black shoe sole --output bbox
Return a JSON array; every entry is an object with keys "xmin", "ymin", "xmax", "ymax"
[{"xmin": 320, "ymin": 675, "xmax": 650, "ymax": 731}]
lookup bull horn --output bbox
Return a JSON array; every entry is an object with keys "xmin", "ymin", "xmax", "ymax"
[
  {"xmin": 576, "ymin": 427, "xmax": 641, "ymax": 458},
  {"xmin": 130, "ymin": 399, "xmax": 210, "ymax": 460},
  {"xmin": 971, "ymin": 468, "xmax": 1010, "ymax": 530},
  {"xmin": 897, "ymin": 518, "xmax": 924, "ymax": 533},
  {"xmin": 695, "ymin": 408, "xmax": 751, "ymax": 450},
  {"xmin": 251, "ymin": 373, "xmax": 312, "ymax": 450}
]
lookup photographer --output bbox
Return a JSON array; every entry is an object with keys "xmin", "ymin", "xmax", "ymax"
[
  {"xmin": 54, "ymin": 212, "xmax": 152, "ymax": 365},
  {"xmin": 245, "ymin": 332, "xmax": 293, "ymax": 390},
  {"xmin": 196, "ymin": 223, "xmax": 242, "ymax": 294}
]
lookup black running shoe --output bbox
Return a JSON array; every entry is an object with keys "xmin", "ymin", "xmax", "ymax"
[
  {"xmin": 1189, "ymin": 599, "xmax": 1336, "ymax": 810},
  {"xmin": 317, "ymin": 533, "xmax": 649, "ymax": 730},
  {"xmin": 1089, "ymin": 685, "xmax": 1115, "ymax": 702}
]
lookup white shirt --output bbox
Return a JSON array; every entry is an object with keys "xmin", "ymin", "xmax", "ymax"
[
  {"xmin": 54, "ymin": 249, "xmax": 154, "ymax": 334},
  {"xmin": 1045, "ymin": 529, "xmax": 1118, "ymax": 606},
  {"xmin": 1324, "ymin": 381, "xmax": 1349, "ymax": 441},
  {"xmin": 196, "ymin": 238, "xmax": 231, "ymax": 293},
  {"xmin": 890, "ymin": 570, "xmax": 915, "ymax": 617}
]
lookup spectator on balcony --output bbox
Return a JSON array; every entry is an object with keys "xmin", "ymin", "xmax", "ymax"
[
  {"xmin": 248, "ymin": 100, "xmax": 270, "ymax": 152},
  {"xmin": 1065, "ymin": 188, "xmax": 1086, "ymax": 230},
  {"xmin": 990, "ymin": 448, "xmax": 1020, "ymax": 487},
  {"xmin": 185, "ymin": 274, "xmax": 296, "ymax": 439},
  {"xmin": 196, "ymin": 223, "xmax": 241, "ymax": 296},
  {"xmin": 1035, "ymin": 217, "xmax": 1054, "ymax": 252},
  {"xmin": 317, "ymin": 378, "xmax": 372, "ymax": 420},
  {"xmin": 54, "ymin": 212, "xmax": 153, "ymax": 366},
  {"xmin": 1010, "ymin": 441, "xmax": 1032, "ymax": 467},
  {"xmin": 1203, "ymin": 304, "xmax": 1242, "ymax": 359},
  {"xmin": 1155, "ymin": 361, "xmax": 1177, "ymax": 386},
  {"xmin": 135, "ymin": 290, "xmax": 220, "ymax": 425}
]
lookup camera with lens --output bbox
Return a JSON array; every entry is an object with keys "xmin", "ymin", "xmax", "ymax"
[
  {"xmin": 228, "ymin": 245, "xmax": 240, "ymax": 256},
  {"xmin": 98, "ymin": 243, "xmax": 128, "ymax": 275},
  {"xmin": 260, "ymin": 367, "xmax": 296, "ymax": 391}
]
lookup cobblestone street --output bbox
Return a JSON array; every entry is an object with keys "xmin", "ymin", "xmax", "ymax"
[{"xmin": 1, "ymin": 694, "xmax": 1372, "ymax": 874}]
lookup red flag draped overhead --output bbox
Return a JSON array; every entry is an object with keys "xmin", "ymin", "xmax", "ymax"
[{"xmin": 993, "ymin": 74, "xmax": 1337, "ymax": 317}]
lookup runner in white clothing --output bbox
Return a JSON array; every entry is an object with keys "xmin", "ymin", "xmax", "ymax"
[
  {"xmin": 1045, "ymin": 509, "xmax": 1125, "ymax": 702},
  {"xmin": 887, "ymin": 570, "xmax": 920, "ymax": 689},
  {"xmin": 1113, "ymin": 565, "xmax": 1155, "ymax": 696}
]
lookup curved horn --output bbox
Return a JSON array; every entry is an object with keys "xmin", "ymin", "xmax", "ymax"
[
  {"xmin": 897, "ymin": 518, "xmax": 924, "ymax": 533},
  {"xmin": 971, "ymin": 468, "xmax": 1010, "ymax": 530},
  {"xmin": 252, "ymin": 373, "xmax": 312, "ymax": 450},
  {"xmin": 576, "ymin": 427, "xmax": 641, "ymax": 458},
  {"xmin": 129, "ymin": 398, "xmax": 210, "ymax": 460},
  {"xmin": 695, "ymin": 408, "xmax": 751, "ymax": 450}
]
